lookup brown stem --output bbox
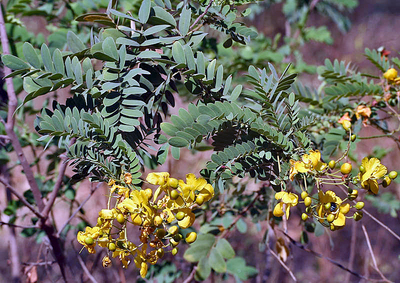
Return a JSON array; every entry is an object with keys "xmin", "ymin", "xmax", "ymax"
[
  {"xmin": 0, "ymin": 7, "xmax": 74, "ymax": 281},
  {"xmin": 266, "ymin": 244, "xmax": 297, "ymax": 282},
  {"xmin": 0, "ymin": 177, "xmax": 44, "ymax": 219},
  {"xmin": 344, "ymin": 221, "xmax": 357, "ymax": 283},
  {"xmin": 281, "ymin": 231, "xmax": 385, "ymax": 282},
  {"xmin": 57, "ymin": 182, "xmax": 101, "ymax": 237},
  {"xmin": 2, "ymin": 166, "xmax": 22, "ymax": 283},
  {"xmin": 189, "ymin": 0, "xmax": 215, "ymax": 31},
  {"xmin": 182, "ymin": 266, "xmax": 197, "ymax": 283},
  {"xmin": 41, "ymin": 154, "xmax": 69, "ymax": 218},
  {"xmin": 0, "ymin": 221, "xmax": 37, "ymax": 229},
  {"xmin": 361, "ymin": 224, "xmax": 392, "ymax": 283},
  {"xmin": 219, "ymin": 191, "xmax": 261, "ymax": 239},
  {"xmin": 78, "ymin": 254, "xmax": 99, "ymax": 283},
  {"xmin": 0, "ymin": 4, "xmax": 45, "ymax": 211}
]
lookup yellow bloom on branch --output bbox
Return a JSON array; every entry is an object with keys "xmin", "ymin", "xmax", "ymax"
[
  {"xmin": 77, "ymin": 226, "xmax": 100, "ymax": 253},
  {"xmin": 273, "ymin": 192, "xmax": 298, "ymax": 219},
  {"xmin": 383, "ymin": 68, "xmax": 398, "ymax": 81},
  {"xmin": 289, "ymin": 150, "xmax": 326, "ymax": 179},
  {"xmin": 355, "ymin": 105, "xmax": 371, "ymax": 120},
  {"xmin": 338, "ymin": 112, "xmax": 352, "ymax": 131},
  {"xmin": 178, "ymin": 173, "xmax": 214, "ymax": 204},
  {"xmin": 358, "ymin": 157, "xmax": 387, "ymax": 194},
  {"xmin": 317, "ymin": 190, "xmax": 350, "ymax": 231}
]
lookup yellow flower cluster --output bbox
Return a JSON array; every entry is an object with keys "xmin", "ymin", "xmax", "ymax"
[
  {"xmin": 383, "ymin": 68, "xmax": 400, "ymax": 83},
  {"xmin": 77, "ymin": 172, "xmax": 214, "ymax": 278},
  {"xmin": 273, "ymin": 150, "xmax": 397, "ymax": 231}
]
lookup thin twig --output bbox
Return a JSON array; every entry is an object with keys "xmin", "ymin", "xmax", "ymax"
[
  {"xmin": 0, "ymin": 4, "xmax": 44, "ymax": 211},
  {"xmin": 281, "ymin": 231, "xmax": 386, "ymax": 281},
  {"xmin": 361, "ymin": 224, "xmax": 392, "ymax": 283},
  {"xmin": 78, "ymin": 254, "xmax": 99, "ymax": 283},
  {"xmin": 266, "ymin": 243, "xmax": 297, "ymax": 282},
  {"xmin": 345, "ymin": 221, "xmax": 357, "ymax": 283},
  {"xmin": 363, "ymin": 209, "xmax": 400, "ymax": 242},
  {"xmin": 219, "ymin": 191, "xmax": 261, "ymax": 238},
  {"xmin": 0, "ymin": 221, "xmax": 37, "ymax": 229},
  {"xmin": 189, "ymin": 0, "xmax": 215, "ymax": 31},
  {"xmin": 338, "ymin": 185, "xmax": 400, "ymax": 242},
  {"xmin": 3, "ymin": 165, "xmax": 22, "ymax": 282},
  {"xmin": 182, "ymin": 266, "xmax": 197, "ymax": 283},
  {"xmin": 0, "ymin": 176, "xmax": 44, "ymax": 219},
  {"xmin": 57, "ymin": 183, "xmax": 102, "ymax": 238},
  {"xmin": 42, "ymin": 157, "xmax": 69, "ymax": 218},
  {"xmin": 22, "ymin": 261, "xmax": 57, "ymax": 266}
]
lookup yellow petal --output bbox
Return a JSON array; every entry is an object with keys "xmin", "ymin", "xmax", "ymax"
[
  {"xmin": 273, "ymin": 203, "xmax": 284, "ymax": 217},
  {"xmin": 295, "ymin": 161, "xmax": 309, "ymax": 173},
  {"xmin": 340, "ymin": 203, "xmax": 350, "ymax": 215},
  {"xmin": 332, "ymin": 213, "xmax": 346, "ymax": 227},
  {"xmin": 275, "ymin": 191, "xmax": 287, "ymax": 200},
  {"xmin": 285, "ymin": 205, "xmax": 290, "ymax": 219}
]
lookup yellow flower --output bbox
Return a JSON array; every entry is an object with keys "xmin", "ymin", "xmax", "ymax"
[
  {"xmin": 338, "ymin": 112, "xmax": 352, "ymax": 130},
  {"xmin": 289, "ymin": 160, "xmax": 298, "ymax": 180},
  {"xmin": 146, "ymin": 172, "xmax": 170, "ymax": 186},
  {"xmin": 173, "ymin": 207, "xmax": 196, "ymax": 229},
  {"xmin": 292, "ymin": 150, "xmax": 326, "ymax": 175},
  {"xmin": 102, "ymin": 256, "xmax": 112, "ymax": 268},
  {"xmin": 99, "ymin": 209, "xmax": 117, "ymax": 220},
  {"xmin": 358, "ymin": 157, "xmax": 387, "ymax": 194},
  {"xmin": 178, "ymin": 174, "xmax": 214, "ymax": 203},
  {"xmin": 273, "ymin": 192, "xmax": 298, "ymax": 219},
  {"xmin": 77, "ymin": 226, "xmax": 100, "ymax": 253},
  {"xmin": 317, "ymin": 190, "xmax": 350, "ymax": 230},
  {"xmin": 355, "ymin": 105, "xmax": 371, "ymax": 120},
  {"xmin": 384, "ymin": 68, "xmax": 398, "ymax": 81},
  {"xmin": 124, "ymin": 172, "xmax": 132, "ymax": 184}
]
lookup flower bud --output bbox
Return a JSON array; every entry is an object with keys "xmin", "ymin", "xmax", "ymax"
[
  {"xmin": 353, "ymin": 211, "xmax": 363, "ymax": 221},
  {"xmin": 185, "ymin": 232, "xmax": 197, "ymax": 244},
  {"xmin": 304, "ymin": 196, "xmax": 312, "ymax": 207},
  {"xmin": 355, "ymin": 202, "xmax": 364, "ymax": 210}
]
